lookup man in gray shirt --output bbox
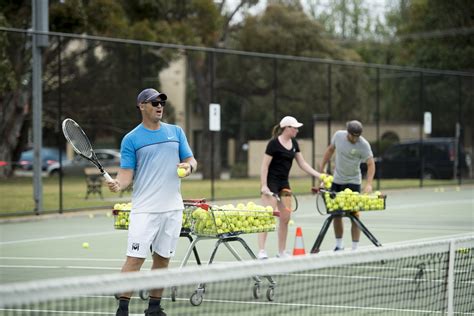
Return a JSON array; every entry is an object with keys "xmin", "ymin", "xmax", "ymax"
[{"xmin": 320, "ymin": 120, "xmax": 375, "ymax": 251}]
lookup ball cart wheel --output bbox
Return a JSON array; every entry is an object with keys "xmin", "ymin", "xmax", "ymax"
[
  {"xmin": 171, "ymin": 286, "xmax": 177, "ymax": 302},
  {"xmin": 253, "ymin": 283, "xmax": 261, "ymax": 299},
  {"xmin": 139, "ymin": 289, "xmax": 149, "ymax": 300},
  {"xmin": 190, "ymin": 291, "xmax": 204, "ymax": 306},
  {"xmin": 266, "ymin": 287, "xmax": 275, "ymax": 301}
]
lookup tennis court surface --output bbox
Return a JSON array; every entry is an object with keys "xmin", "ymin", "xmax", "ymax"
[{"xmin": 0, "ymin": 185, "xmax": 473, "ymax": 315}]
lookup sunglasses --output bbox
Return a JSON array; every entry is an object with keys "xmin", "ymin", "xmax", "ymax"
[{"xmin": 147, "ymin": 100, "xmax": 166, "ymax": 107}]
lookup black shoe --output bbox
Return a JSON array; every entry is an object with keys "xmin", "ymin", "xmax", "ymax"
[
  {"xmin": 333, "ymin": 246, "xmax": 344, "ymax": 251},
  {"xmin": 116, "ymin": 308, "xmax": 128, "ymax": 316},
  {"xmin": 144, "ymin": 307, "xmax": 167, "ymax": 316}
]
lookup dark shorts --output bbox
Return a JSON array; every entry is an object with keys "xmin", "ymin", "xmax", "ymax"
[
  {"xmin": 330, "ymin": 182, "xmax": 361, "ymax": 193},
  {"xmin": 268, "ymin": 180, "xmax": 290, "ymax": 195}
]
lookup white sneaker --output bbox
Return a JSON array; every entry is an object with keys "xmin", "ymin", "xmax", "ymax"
[
  {"xmin": 276, "ymin": 251, "xmax": 291, "ymax": 258},
  {"xmin": 257, "ymin": 250, "xmax": 268, "ymax": 259}
]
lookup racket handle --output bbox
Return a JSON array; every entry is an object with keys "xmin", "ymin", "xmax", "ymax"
[
  {"xmin": 263, "ymin": 191, "xmax": 281, "ymax": 202},
  {"xmin": 103, "ymin": 172, "xmax": 113, "ymax": 182}
]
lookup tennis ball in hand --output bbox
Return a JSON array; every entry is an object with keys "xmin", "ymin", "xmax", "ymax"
[
  {"xmin": 177, "ymin": 167, "xmax": 187, "ymax": 178},
  {"xmin": 82, "ymin": 242, "xmax": 90, "ymax": 249}
]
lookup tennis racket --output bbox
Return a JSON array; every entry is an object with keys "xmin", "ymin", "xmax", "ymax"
[
  {"xmin": 313, "ymin": 187, "xmax": 327, "ymax": 215},
  {"xmin": 62, "ymin": 118, "xmax": 113, "ymax": 181},
  {"xmin": 264, "ymin": 189, "xmax": 298, "ymax": 212}
]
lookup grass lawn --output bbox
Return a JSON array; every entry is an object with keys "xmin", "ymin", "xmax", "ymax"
[{"xmin": 0, "ymin": 175, "xmax": 470, "ymax": 216}]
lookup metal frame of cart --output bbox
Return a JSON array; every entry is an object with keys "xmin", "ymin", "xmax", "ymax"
[
  {"xmin": 310, "ymin": 187, "xmax": 386, "ymax": 254},
  {"xmin": 179, "ymin": 204, "xmax": 278, "ymax": 306},
  {"xmin": 179, "ymin": 232, "xmax": 276, "ymax": 306}
]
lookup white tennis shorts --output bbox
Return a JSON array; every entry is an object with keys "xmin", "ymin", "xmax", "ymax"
[{"xmin": 126, "ymin": 210, "xmax": 183, "ymax": 259}]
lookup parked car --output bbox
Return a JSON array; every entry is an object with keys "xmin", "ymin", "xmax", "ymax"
[
  {"xmin": 16, "ymin": 147, "xmax": 66, "ymax": 172},
  {"xmin": 47, "ymin": 149, "xmax": 121, "ymax": 176},
  {"xmin": 362, "ymin": 138, "xmax": 471, "ymax": 179}
]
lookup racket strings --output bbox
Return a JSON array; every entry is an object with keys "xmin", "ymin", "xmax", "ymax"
[{"xmin": 63, "ymin": 121, "xmax": 93, "ymax": 158}]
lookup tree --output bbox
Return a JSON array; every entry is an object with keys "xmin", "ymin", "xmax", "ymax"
[
  {"xmin": 0, "ymin": 0, "xmax": 228, "ymax": 177},
  {"xmin": 216, "ymin": 4, "xmax": 367, "ymax": 164},
  {"xmin": 389, "ymin": 0, "xmax": 473, "ymax": 71},
  {"xmin": 0, "ymin": 0, "xmax": 371, "ymax": 179},
  {"xmin": 386, "ymin": 0, "xmax": 474, "ymax": 141}
]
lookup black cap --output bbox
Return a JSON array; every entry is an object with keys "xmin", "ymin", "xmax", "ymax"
[{"xmin": 347, "ymin": 120, "xmax": 363, "ymax": 136}]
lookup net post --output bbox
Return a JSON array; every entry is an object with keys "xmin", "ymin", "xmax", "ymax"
[{"xmin": 446, "ymin": 240, "xmax": 455, "ymax": 316}]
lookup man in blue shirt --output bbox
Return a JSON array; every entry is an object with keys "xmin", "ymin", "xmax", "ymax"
[{"xmin": 107, "ymin": 88, "xmax": 197, "ymax": 316}]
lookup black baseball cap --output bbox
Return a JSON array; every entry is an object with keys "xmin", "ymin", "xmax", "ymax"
[{"xmin": 347, "ymin": 120, "xmax": 363, "ymax": 136}]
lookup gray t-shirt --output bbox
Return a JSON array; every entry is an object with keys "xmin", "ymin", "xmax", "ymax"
[{"xmin": 331, "ymin": 130, "xmax": 373, "ymax": 185}]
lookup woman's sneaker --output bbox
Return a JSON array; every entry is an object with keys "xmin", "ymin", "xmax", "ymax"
[
  {"xmin": 276, "ymin": 251, "xmax": 291, "ymax": 258},
  {"xmin": 257, "ymin": 250, "xmax": 268, "ymax": 259}
]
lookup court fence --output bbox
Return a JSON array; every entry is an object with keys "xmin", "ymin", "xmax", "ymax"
[{"xmin": 0, "ymin": 28, "xmax": 473, "ymax": 215}]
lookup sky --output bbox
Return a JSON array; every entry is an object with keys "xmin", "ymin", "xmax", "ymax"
[{"xmin": 224, "ymin": 0, "xmax": 389, "ymax": 26}]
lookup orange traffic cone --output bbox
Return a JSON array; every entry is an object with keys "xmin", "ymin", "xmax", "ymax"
[{"xmin": 293, "ymin": 226, "xmax": 306, "ymax": 256}]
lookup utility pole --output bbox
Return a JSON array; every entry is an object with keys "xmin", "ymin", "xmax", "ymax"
[{"xmin": 32, "ymin": 0, "xmax": 48, "ymax": 214}]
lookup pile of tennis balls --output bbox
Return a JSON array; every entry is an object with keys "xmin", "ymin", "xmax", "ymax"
[
  {"xmin": 320, "ymin": 174, "xmax": 385, "ymax": 212},
  {"xmin": 113, "ymin": 203, "xmax": 132, "ymax": 229},
  {"xmin": 112, "ymin": 202, "xmax": 277, "ymax": 234},
  {"xmin": 113, "ymin": 203, "xmax": 196, "ymax": 230},
  {"xmin": 191, "ymin": 202, "xmax": 277, "ymax": 236},
  {"xmin": 323, "ymin": 188, "xmax": 385, "ymax": 212},
  {"xmin": 320, "ymin": 173, "xmax": 334, "ymax": 189}
]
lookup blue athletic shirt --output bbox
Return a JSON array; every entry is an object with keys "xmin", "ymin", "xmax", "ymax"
[{"xmin": 120, "ymin": 122, "xmax": 193, "ymax": 213}]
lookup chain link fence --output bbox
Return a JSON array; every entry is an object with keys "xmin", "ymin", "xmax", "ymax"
[{"xmin": 1, "ymin": 29, "xmax": 473, "ymax": 215}]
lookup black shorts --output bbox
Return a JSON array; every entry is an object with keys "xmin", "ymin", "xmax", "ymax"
[
  {"xmin": 330, "ymin": 182, "xmax": 361, "ymax": 193},
  {"xmin": 268, "ymin": 180, "xmax": 291, "ymax": 195}
]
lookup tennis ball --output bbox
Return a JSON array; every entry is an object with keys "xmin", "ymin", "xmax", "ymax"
[
  {"xmin": 82, "ymin": 242, "xmax": 90, "ymax": 249},
  {"xmin": 177, "ymin": 167, "xmax": 186, "ymax": 178},
  {"xmin": 456, "ymin": 248, "xmax": 470, "ymax": 254},
  {"xmin": 289, "ymin": 219, "xmax": 294, "ymax": 225},
  {"xmin": 88, "ymin": 213, "xmax": 94, "ymax": 219}
]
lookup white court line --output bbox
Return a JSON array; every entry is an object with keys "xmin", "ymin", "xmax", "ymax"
[
  {"xmin": 297, "ymin": 198, "xmax": 473, "ymax": 219},
  {"xmin": 0, "ymin": 256, "xmax": 201, "ymax": 264},
  {"xmin": 3, "ymin": 263, "xmax": 471, "ymax": 284},
  {"xmin": 0, "ymin": 231, "xmax": 119, "ymax": 245},
  {"xmin": 0, "ymin": 265, "xmax": 119, "ymax": 270},
  {"xmin": 79, "ymin": 295, "xmax": 474, "ymax": 315},
  {"xmin": 384, "ymin": 199, "xmax": 473, "ymax": 210},
  {"xmin": 0, "ymin": 309, "xmax": 115, "ymax": 315},
  {"xmin": 0, "ymin": 256, "xmax": 123, "ymax": 262},
  {"xmin": 3, "ymin": 296, "xmax": 474, "ymax": 316},
  {"xmin": 167, "ymin": 297, "xmax": 459, "ymax": 314}
]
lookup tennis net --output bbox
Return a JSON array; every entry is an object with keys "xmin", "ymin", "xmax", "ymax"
[{"xmin": 0, "ymin": 235, "xmax": 472, "ymax": 315}]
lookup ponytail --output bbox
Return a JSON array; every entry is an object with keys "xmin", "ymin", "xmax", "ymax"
[{"xmin": 271, "ymin": 124, "xmax": 284, "ymax": 138}]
